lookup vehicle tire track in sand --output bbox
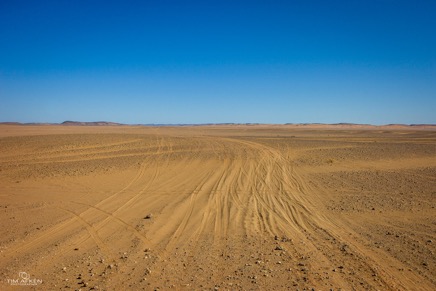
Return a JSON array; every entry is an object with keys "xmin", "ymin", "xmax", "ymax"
[
  {"xmin": 0, "ymin": 140, "xmax": 156, "ymax": 268},
  {"xmin": 3, "ymin": 129, "xmax": 435, "ymax": 290},
  {"xmin": 92, "ymin": 158, "xmax": 150, "ymax": 209},
  {"xmin": 0, "ymin": 217, "xmax": 78, "ymax": 262},
  {"xmin": 217, "ymin": 137, "xmax": 425, "ymax": 290},
  {"xmin": 69, "ymin": 201, "xmax": 152, "ymax": 246},
  {"xmin": 222, "ymin": 137, "xmax": 316, "ymax": 235},
  {"xmin": 160, "ymin": 158, "xmax": 231, "ymax": 253},
  {"xmin": 94, "ymin": 136, "xmax": 168, "ymax": 213},
  {"xmin": 57, "ymin": 207, "xmax": 114, "ymax": 260}
]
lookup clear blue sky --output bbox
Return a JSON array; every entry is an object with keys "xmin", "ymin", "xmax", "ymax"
[{"xmin": 1, "ymin": 0, "xmax": 435, "ymax": 124}]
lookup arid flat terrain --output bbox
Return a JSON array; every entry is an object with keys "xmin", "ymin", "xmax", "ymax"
[{"xmin": 0, "ymin": 125, "xmax": 435, "ymax": 290}]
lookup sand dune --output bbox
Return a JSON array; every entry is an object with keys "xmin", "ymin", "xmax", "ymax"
[{"xmin": 0, "ymin": 125, "xmax": 435, "ymax": 290}]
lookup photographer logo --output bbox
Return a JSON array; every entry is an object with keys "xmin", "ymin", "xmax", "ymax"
[{"xmin": 6, "ymin": 271, "xmax": 42, "ymax": 286}]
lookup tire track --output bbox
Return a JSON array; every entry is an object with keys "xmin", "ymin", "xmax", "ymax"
[
  {"xmin": 163, "ymin": 158, "xmax": 230, "ymax": 253},
  {"xmin": 4, "ymin": 131, "xmax": 434, "ymax": 290},
  {"xmin": 57, "ymin": 207, "xmax": 114, "ymax": 260},
  {"xmin": 0, "ymin": 140, "xmax": 155, "ymax": 267},
  {"xmin": 226, "ymin": 137, "xmax": 431, "ymax": 290},
  {"xmin": 69, "ymin": 201, "xmax": 152, "ymax": 246}
]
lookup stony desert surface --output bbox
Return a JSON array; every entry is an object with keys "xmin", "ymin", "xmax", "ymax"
[{"xmin": 0, "ymin": 125, "xmax": 435, "ymax": 290}]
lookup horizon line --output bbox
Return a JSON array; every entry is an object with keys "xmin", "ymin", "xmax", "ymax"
[{"xmin": 1, "ymin": 121, "xmax": 435, "ymax": 127}]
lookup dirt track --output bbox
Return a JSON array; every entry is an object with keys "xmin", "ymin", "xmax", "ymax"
[{"xmin": 0, "ymin": 125, "xmax": 435, "ymax": 290}]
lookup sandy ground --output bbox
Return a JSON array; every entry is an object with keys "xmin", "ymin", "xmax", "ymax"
[{"xmin": 0, "ymin": 125, "xmax": 435, "ymax": 290}]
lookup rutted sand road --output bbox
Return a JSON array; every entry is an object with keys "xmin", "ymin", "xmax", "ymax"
[{"xmin": 0, "ymin": 125, "xmax": 435, "ymax": 290}]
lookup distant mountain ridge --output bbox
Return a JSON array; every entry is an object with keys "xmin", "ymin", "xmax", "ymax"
[
  {"xmin": 0, "ymin": 121, "xmax": 435, "ymax": 128},
  {"xmin": 61, "ymin": 121, "xmax": 123, "ymax": 126}
]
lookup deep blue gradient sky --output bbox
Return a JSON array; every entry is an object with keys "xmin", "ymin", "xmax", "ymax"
[{"xmin": 1, "ymin": 0, "xmax": 435, "ymax": 124}]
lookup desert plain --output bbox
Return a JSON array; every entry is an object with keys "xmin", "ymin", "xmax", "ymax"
[{"xmin": 0, "ymin": 124, "xmax": 435, "ymax": 290}]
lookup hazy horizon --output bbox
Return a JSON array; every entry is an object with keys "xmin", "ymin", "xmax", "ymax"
[
  {"xmin": 2, "ymin": 120, "xmax": 436, "ymax": 127},
  {"xmin": 1, "ymin": 1, "xmax": 435, "ymax": 125}
]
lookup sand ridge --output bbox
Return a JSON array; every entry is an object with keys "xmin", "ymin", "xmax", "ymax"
[{"xmin": 0, "ymin": 125, "xmax": 435, "ymax": 290}]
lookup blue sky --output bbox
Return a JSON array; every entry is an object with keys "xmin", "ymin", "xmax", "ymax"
[{"xmin": 1, "ymin": 0, "xmax": 435, "ymax": 124}]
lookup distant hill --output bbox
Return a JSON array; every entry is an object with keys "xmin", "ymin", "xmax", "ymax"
[
  {"xmin": 0, "ymin": 122, "xmax": 22, "ymax": 125},
  {"xmin": 0, "ymin": 121, "xmax": 435, "ymax": 129},
  {"xmin": 61, "ymin": 121, "xmax": 124, "ymax": 126}
]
